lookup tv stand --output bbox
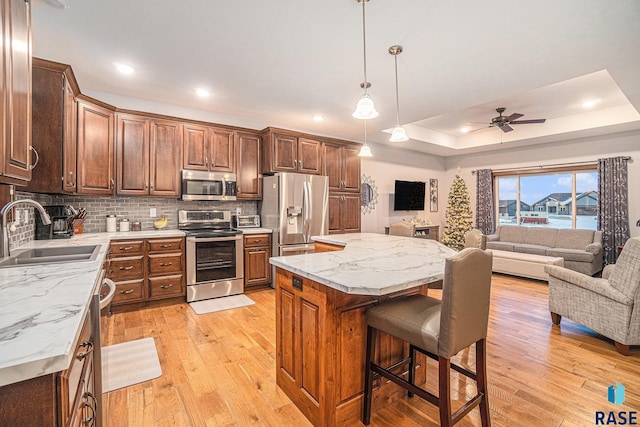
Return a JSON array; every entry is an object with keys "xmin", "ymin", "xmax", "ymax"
[{"xmin": 384, "ymin": 225, "xmax": 439, "ymax": 241}]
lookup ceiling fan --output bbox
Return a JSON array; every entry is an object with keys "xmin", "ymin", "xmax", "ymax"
[{"xmin": 486, "ymin": 107, "xmax": 546, "ymax": 133}]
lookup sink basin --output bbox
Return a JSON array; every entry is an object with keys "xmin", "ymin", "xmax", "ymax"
[{"xmin": 0, "ymin": 245, "xmax": 100, "ymax": 268}]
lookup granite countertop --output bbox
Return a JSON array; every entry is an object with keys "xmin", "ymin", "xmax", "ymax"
[
  {"xmin": 0, "ymin": 230, "xmax": 185, "ymax": 387},
  {"xmin": 270, "ymin": 233, "xmax": 456, "ymax": 296}
]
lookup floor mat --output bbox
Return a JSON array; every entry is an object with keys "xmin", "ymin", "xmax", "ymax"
[
  {"xmin": 189, "ymin": 294, "xmax": 256, "ymax": 315},
  {"xmin": 102, "ymin": 337, "xmax": 162, "ymax": 393}
]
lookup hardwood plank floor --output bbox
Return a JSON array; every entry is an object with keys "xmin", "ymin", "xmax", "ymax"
[{"xmin": 102, "ymin": 275, "xmax": 640, "ymax": 426}]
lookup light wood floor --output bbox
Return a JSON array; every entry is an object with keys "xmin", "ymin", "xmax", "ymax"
[{"xmin": 102, "ymin": 275, "xmax": 640, "ymax": 426}]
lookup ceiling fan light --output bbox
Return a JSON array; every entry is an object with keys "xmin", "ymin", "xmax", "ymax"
[
  {"xmin": 352, "ymin": 94, "xmax": 379, "ymax": 119},
  {"xmin": 358, "ymin": 143, "xmax": 373, "ymax": 157},
  {"xmin": 389, "ymin": 125, "xmax": 409, "ymax": 142}
]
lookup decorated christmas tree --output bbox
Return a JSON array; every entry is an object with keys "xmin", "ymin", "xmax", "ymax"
[{"xmin": 442, "ymin": 170, "xmax": 473, "ymax": 250}]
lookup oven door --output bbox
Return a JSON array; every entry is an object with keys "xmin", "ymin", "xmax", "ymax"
[{"xmin": 186, "ymin": 234, "xmax": 244, "ymax": 301}]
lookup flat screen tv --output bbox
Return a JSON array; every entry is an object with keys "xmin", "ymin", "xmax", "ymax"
[{"xmin": 394, "ymin": 180, "xmax": 426, "ymax": 211}]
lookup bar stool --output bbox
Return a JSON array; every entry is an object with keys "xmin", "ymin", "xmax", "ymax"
[
  {"xmin": 362, "ymin": 248, "xmax": 493, "ymax": 427},
  {"xmin": 464, "ymin": 228, "xmax": 487, "ymax": 250},
  {"xmin": 389, "ymin": 222, "xmax": 415, "ymax": 237}
]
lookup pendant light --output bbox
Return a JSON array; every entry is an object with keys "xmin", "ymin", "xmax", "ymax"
[
  {"xmin": 352, "ymin": 0, "xmax": 379, "ymax": 119},
  {"xmin": 358, "ymin": 120, "xmax": 373, "ymax": 157},
  {"xmin": 388, "ymin": 45, "xmax": 409, "ymax": 142}
]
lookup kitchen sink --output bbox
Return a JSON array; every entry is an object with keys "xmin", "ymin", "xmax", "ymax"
[{"xmin": 0, "ymin": 245, "xmax": 100, "ymax": 268}]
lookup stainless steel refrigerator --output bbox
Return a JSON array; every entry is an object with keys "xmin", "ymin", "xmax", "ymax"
[{"xmin": 261, "ymin": 173, "xmax": 329, "ymax": 258}]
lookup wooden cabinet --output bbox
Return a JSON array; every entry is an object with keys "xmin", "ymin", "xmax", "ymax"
[
  {"xmin": 106, "ymin": 237, "xmax": 185, "ymax": 305},
  {"xmin": 328, "ymin": 193, "xmax": 361, "ymax": 234},
  {"xmin": 116, "ymin": 115, "xmax": 181, "ymax": 197},
  {"xmin": 0, "ymin": 0, "xmax": 32, "ymax": 184},
  {"xmin": 0, "ymin": 304, "xmax": 99, "ymax": 427},
  {"xmin": 261, "ymin": 128, "xmax": 322, "ymax": 175},
  {"xmin": 324, "ymin": 142, "xmax": 360, "ymax": 193},
  {"xmin": 313, "ymin": 241, "xmax": 345, "ymax": 253},
  {"xmin": 236, "ymin": 131, "xmax": 262, "ymax": 200},
  {"xmin": 275, "ymin": 267, "xmax": 427, "ymax": 426},
  {"xmin": 243, "ymin": 233, "xmax": 271, "ymax": 289},
  {"xmin": 183, "ymin": 124, "xmax": 234, "ymax": 172},
  {"xmin": 76, "ymin": 98, "xmax": 115, "ymax": 195},
  {"xmin": 25, "ymin": 59, "xmax": 80, "ymax": 193}
]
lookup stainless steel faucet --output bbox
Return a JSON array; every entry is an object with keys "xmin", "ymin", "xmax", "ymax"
[{"xmin": 1, "ymin": 199, "xmax": 52, "ymax": 258}]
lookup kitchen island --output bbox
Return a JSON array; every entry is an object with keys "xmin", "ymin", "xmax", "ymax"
[{"xmin": 269, "ymin": 233, "xmax": 456, "ymax": 427}]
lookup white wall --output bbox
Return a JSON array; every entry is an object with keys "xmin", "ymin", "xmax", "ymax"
[
  {"xmin": 443, "ymin": 129, "xmax": 640, "ymax": 237},
  {"xmin": 360, "ymin": 143, "xmax": 446, "ymax": 234}
]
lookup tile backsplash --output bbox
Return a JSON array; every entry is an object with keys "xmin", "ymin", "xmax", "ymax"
[{"xmin": 7, "ymin": 191, "xmax": 257, "ymax": 250}]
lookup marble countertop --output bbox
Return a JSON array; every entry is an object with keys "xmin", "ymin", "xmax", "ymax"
[
  {"xmin": 270, "ymin": 233, "xmax": 456, "ymax": 296},
  {"xmin": 0, "ymin": 230, "xmax": 185, "ymax": 387}
]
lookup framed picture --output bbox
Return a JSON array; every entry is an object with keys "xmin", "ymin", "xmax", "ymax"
[{"xmin": 430, "ymin": 179, "xmax": 438, "ymax": 212}]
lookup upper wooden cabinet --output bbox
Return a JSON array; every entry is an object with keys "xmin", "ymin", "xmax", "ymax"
[
  {"xmin": 183, "ymin": 124, "xmax": 234, "ymax": 173},
  {"xmin": 24, "ymin": 58, "xmax": 79, "ymax": 194},
  {"xmin": 323, "ymin": 142, "xmax": 361, "ymax": 193},
  {"xmin": 0, "ymin": 0, "xmax": 32, "ymax": 184},
  {"xmin": 236, "ymin": 131, "xmax": 262, "ymax": 200},
  {"xmin": 261, "ymin": 128, "xmax": 322, "ymax": 175},
  {"xmin": 76, "ymin": 98, "xmax": 115, "ymax": 195},
  {"xmin": 116, "ymin": 114, "xmax": 181, "ymax": 197}
]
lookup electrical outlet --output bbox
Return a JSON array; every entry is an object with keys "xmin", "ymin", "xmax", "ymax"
[
  {"xmin": 236, "ymin": 207, "xmax": 241, "ymax": 215},
  {"xmin": 23, "ymin": 210, "xmax": 29, "ymax": 223},
  {"xmin": 150, "ymin": 208, "xmax": 157, "ymax": 218}
]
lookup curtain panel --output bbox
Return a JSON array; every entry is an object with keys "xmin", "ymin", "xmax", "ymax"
[
  {"xmin": 475, "ymin": 169, "xmax": 494, "ymax": 235},
  {"xmin": 597, "ymin": 157, "xmax": 630, "ymax": 265}
]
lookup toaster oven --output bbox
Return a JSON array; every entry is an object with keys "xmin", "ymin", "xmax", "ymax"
[{"xmin": 232, "ymin": 215, "xmax": 260, "ymax": 228}]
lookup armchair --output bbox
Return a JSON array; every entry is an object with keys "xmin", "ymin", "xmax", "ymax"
[{"xmin": 545, "ymin": 237, "xmax": 640, "ymax": 355}]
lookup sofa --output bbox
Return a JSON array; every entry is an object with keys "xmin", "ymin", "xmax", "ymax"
[{"xmin": 487, "ymin": 225, "xmax": 603, "ymax": 277}]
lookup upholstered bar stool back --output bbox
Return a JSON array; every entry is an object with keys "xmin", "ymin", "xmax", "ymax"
[
  {"xmin": 389, "ymin": 222, "xmax": 415, "ymax": 237},
  {"xmin": 464, "ymin": 229, "xmax": 487, "ymax": 250},
  {"xmin": 362, "ymin": 248, "xmax": 493, "ymax": 427}
]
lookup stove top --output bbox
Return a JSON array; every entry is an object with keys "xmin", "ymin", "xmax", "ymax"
[{"xmin": 178, "ymin": 209, "xmax": 241, "ymax": 237}]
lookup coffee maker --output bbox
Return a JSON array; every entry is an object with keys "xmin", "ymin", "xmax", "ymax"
[{"xmin": 35, "ymin": 205, "xmax": 75, "ymax": 239}]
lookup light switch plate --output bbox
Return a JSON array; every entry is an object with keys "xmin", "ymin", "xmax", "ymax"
[{"xmin": 150, "ymin": 208, "xmax": 157, "ymax": 218}]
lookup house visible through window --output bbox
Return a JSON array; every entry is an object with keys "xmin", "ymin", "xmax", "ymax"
[{"xmin": 495, "ymin": 168, "xmax": 598, "ymax": 230}]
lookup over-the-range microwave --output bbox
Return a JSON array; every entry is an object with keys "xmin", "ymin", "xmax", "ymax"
[{"xmin": 181, "ymin": 170, "xmax": 237, "ymax": 201}]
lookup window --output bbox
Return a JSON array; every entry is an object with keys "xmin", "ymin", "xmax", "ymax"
[{"xmin": 496, "ymin": 168, "xmax": 598, "ymax": 230}]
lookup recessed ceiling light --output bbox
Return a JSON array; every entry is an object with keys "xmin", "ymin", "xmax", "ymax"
[
  {"xmin": 196, "ymin": 88, "xmax": 211, "ymax": 98},
  {"xmin": 582, "ymin": 99, "xmax": 599, "ymax": 109},
  {"xmin": 114, "ymin": 63, "xmax": 135, "ymax": 74},
  {"xmin": 312, "ymin": 114, "xmax": 325, "ymax": 122},
  {"xmin": 460, "ymin": 126, "xmax": 470, "ymax": 133}
]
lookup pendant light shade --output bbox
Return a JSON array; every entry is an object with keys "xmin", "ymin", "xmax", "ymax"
[
  {"xmin": 358, "ymin": 120, "xmax": 373, "ymax": 157},
  {"xmin": 353, "ymin": 0, "xmax": 378, "ymax": 120},
  {"xmin": 388, "ymin": 45, "xmax": 409, "ymax": 142},
  {"xmin": 389, "ymin": 124, "xmax": 409, "ymax": 142}
]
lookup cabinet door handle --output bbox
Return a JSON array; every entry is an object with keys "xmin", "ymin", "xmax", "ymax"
[
  {"xmin": 160, "ymin": 262, "xmax": 173, "ymax": 267},
  {"xmin": 110, "ymin": 178, "xmax": 115, "ymax": 189},
  {"xmin": 30, "ymin": 146, "xmax": 40, "ymax": 170},
  {"xmin": 120, "ymin": 289, "xmax": 135, "ymax": 295},
  {"xmin": 119, "ymin": 265, "xmax": 134, "ymax": 270},
  {"xmin": 159, "ymin": 244, "xmax": 173, "ymax": 248},
  {"xmin": 145, "ymin": 181, "xmax": 148, "ymax": 190},
  {"xmin": 159, "ymin": 284, "xmax": 174, "ymax": 289},
  {"xmin": 76, "ymin": 341, "xmax": 94, "ymax": 360},
  {"xmin": 249, "ymin": 250, "xmax": 266, "ymax": 255},
  {"xmin": 119, "ymin": 246, "xmax": 134, "ymax": 251},
  {"xmin": 253, "ymin": 239, "xmax": 262, "ymax": 243}
]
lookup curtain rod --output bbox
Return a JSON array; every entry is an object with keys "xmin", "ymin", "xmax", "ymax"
[{"xmin": 471, "ymin": 156, "xmax": 631, "ymax": 174}]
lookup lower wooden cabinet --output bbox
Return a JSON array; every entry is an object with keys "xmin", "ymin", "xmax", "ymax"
[
  {"xmin": 243, "ymin": 233, "xmax": 271, "ymax": 290},
  {"xmin": 0, "ymin": 308, "xmax": 98, "ymax": 427},
  {"xmin": 106, "ymin": 237, "xmax": 185, "ymax": 305}
]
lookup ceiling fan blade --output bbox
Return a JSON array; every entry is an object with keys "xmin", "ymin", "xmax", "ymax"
[
  {"xmin": 468, "ymin": 125, "xmax": 490, "ymax": 134},
  {"xmin": 506, "ymin": 113, "xmax": 523, "ymax": 121},
  {"xmin": 510, "ymin": 119, "xmax": 546, "ymax": 124},
  {"xmin": 499, "ymin": 124, "xmax": 514, "ymax": 133}
]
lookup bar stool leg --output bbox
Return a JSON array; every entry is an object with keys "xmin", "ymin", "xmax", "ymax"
[
  {"xmin": 438, "ymin": 357, "xmax": 452, "ymax": 427},
  {"xmin": 362, "ymin": 326, "xmax": 377, "ymax": 425},
  {"xmin": 408, "ymin": 344, "xmax": 416, "ymax": 398}
]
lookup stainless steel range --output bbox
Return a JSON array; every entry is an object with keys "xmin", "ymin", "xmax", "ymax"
[{"xmin": 179, "ymin": 210, "xmax": 243, "ymax": 302}]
